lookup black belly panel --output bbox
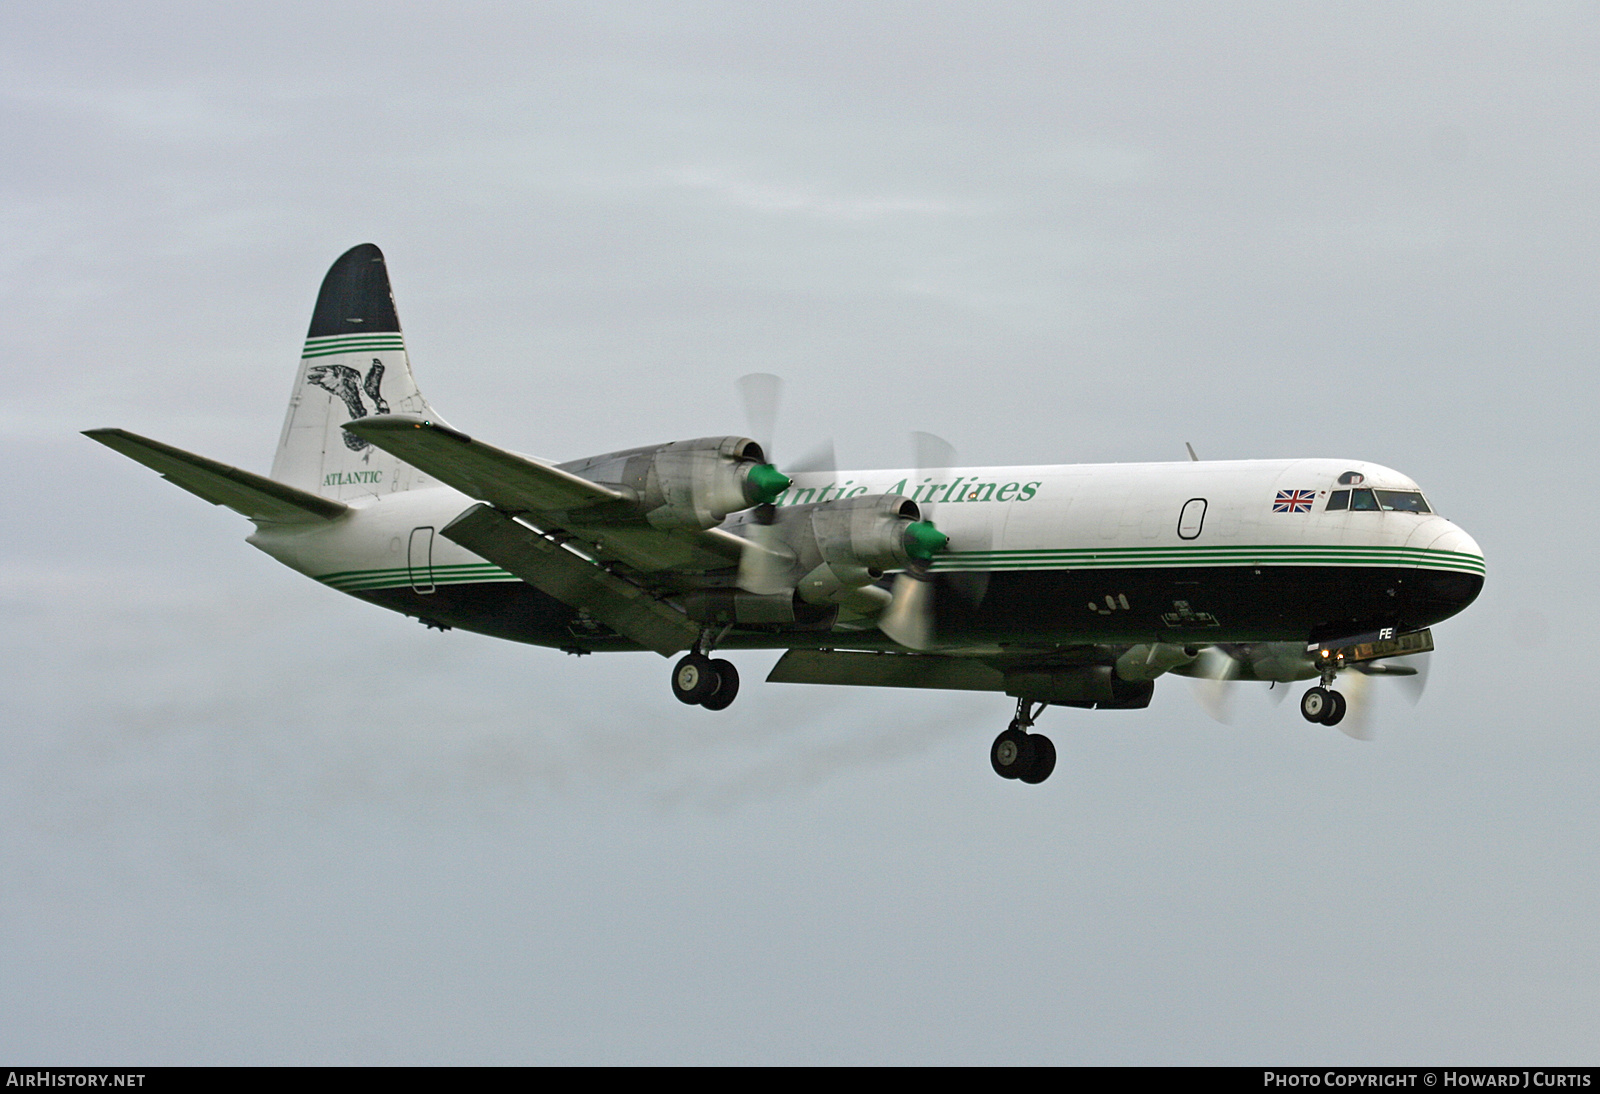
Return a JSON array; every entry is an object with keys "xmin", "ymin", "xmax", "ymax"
[
  {"xmin": 349, "ymin": 565, "xmax": 1483, "ymax": 651},
  {"xmin": 944, "ymin": 565, "xmax": 1483, "ymax": 644}
]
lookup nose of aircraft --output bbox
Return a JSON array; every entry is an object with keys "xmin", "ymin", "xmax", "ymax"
[
  {"xmin": 1403, "ymin": 516, "xmax": 1485, "ymax": 625},
  {"xmin": 1405, "ymin": 516, "xmax": 1484, "ymax": 563}
]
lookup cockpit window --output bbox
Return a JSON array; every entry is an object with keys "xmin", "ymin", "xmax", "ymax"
[
  {"xmin": 1374, "ymin": 489, "xmax": 1431, "ymax": 513},
  {"xmin": 1332, "ymin": 487, "xmax": 1431, "ymax": 513}
]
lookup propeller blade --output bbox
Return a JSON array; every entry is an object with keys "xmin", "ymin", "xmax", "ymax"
[
  {"xmin": 786, "ymin": 438, "xmax": 837, "ymax": 477},
  {"xmin": 1189, "ymin": 646, "xmax": 1240, "ymax": 724},
  {"xmin": 736, "ymin": 373, "xmax": 782, "ymax": 460},
  {"xmin": 1336, "ymin": 671, "xmax": 1375, "ymax": 741},
  {"xmin": 879, "ymin": 572, "xmax": 936, "ymax": 650},
  {"xmin": 909, "ymin": 430, "xmax": 956, "ymax": 520},
  {"xmin": 912, "ymin": 430, "xmax": 957, "ymax": 478},
  {"xmin": 737, "ymin": 520, "xmax": 796, "ymax": 595},
  {"xmin": 1394, "ymin": 652, "xmax": 1430, "ymax": 705},
  {"xmin": 874, "ymin": 430, "xmax": 957, "ymax": 648},
  {"xmin": 1330, "ymin": 651, "xmax": 1432, "ymax": 739},
  {"xmin": 737, "ymin": 371, "xmax": 831, "ymax": 480}
]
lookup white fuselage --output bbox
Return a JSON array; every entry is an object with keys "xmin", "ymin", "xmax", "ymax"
[{"xmin": 245, "ymin": 454, "xmax": 1482, "ymax": 654}]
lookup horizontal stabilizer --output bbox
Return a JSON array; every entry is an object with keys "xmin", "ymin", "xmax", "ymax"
[
  {"xmin": 85, "ymin": 428, "xmax": 348, "ymax": 523},
  {"xmin": 344, "ymin": 415, "xmax": 626, "ymax": 515},
  {"xmin": 442, "ymin": 502, "xmax": 699, "ymax": 656}
]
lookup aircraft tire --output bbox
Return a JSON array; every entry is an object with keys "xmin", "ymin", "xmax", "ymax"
[
  {"xmin": 990, "ymin": 727, "xmax": 1035, "ymax": 780},
  {"xmin": 1300, "ymin": 686, "xmax": 1331, "ymax": 724},
  {"xmin": 1321, "ymin": 689, "xmax": 1347, "ymax": 726},
  {"xmin": 699, "ymin": 659, "xmax": 740, "ymax": 711},
  {"xmin": 671, "ymin": 654, "xmax": 718, "ymax": 705},
  {"xmin": 1019, "ymin": 734, "xmax": 1056, "ymax": 784}
]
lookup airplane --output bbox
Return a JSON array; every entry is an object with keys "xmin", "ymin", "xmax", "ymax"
[{"xmin": 87, "ymin": 244, "xmax": 1485, "ymax": 785}]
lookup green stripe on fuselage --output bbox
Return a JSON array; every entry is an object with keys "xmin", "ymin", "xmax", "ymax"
[
  {"xmin": 927, "ymin": 543, "xmax": 1484, "ymax": 575},
  {"xmin": 315, "ymin": 542, "xmax": 1483, "ymax": 593}
]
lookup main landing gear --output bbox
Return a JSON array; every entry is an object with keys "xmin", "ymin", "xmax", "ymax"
[
  {"xmin": 671, "ymin": 629, "xmax": 740, "ymax": 711},
  {"xmin": 990, "ymin": 699, "xmax": 1056, "ymax": 784}
]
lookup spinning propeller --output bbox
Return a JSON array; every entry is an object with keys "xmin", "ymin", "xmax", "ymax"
[
  {"xmin": 1338, "ymin": 653, "xmax": 1430, "ymax": 740},
  {"xmin": 1189, "ymin": 646, "xmax": 1243, "ymax": 724},
  {"xmin": 877, "ymin": 431, "xmax": 956, "ymax": 650},
  {"xmin": 734, "ymin": 374, "xmax": 825, "ymax": 595},
  {"xmin": 732, "ymin": 375, "xmax": 951, "ymax": 637},
  {"xmin": 735, "ymin": 373, "xmax": 836, "ymax": 480},
  {"xmin": 1189, "ymin": 646, "xmax": 1430, "ymax": 738}
]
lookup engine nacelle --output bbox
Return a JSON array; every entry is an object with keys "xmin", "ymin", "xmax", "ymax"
[
  {"xmin": 1114, "ymin": 643, "xmax": 1200, "ymax": 682},
  {"xmin": 559, "ymin": 436, "xmax": 789, "ymax": 531},
  {"xmin": 749, "ymin": 494, "xmax": 947, "ymax": 606}
]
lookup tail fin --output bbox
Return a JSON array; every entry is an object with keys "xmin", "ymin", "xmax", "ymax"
[{"xmin": 271, "ymin": 244, "xmax": 440, "ymax": 499}]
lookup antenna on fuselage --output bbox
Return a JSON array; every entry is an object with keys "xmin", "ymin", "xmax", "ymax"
[{"xmin": 1185, "ymin": 442, "xmax": 1200, "ymax": 462}]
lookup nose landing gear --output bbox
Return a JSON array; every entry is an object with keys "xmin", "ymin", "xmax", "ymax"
[
  {"xmin": 991, "ymin": 699, "xmax": 1056, "ymax": 784},
  {"xmin": 1301, "ymin": 648, "xmax": 1349, "ymax": 726},
  {"xmin": 1300, "ymin": 685, "xmax": 1347, "ymax": 726}
]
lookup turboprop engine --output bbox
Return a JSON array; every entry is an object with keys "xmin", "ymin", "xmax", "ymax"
[
  {"xmin": 559, "ymin": 436, "xmax": 791, "ymax": 531},
  {"xmin": 738, "ymin": 494, "xmax": 948, "ymax": 612}
]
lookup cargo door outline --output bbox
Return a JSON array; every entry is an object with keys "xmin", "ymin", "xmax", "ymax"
[{"xmin": 1177, "ymin": 498, "xmax": 1207, "ymax": 540}]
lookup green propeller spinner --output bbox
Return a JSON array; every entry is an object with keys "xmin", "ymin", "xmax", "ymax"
[
  {"xmin": 745, "ymin": 462, "xmax": 792, "ymax": 506},
  {"xmin": 904, "ymin": 520, "xmax": 949, "ymax": 562}
]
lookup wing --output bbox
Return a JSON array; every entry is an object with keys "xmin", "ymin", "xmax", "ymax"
[
  {"xmin": 768, "ymin": 649, "xmax": 1008, "ymax": 691},
  {"xmin": 85, "ymin": 428, "xmax": 348, "ymax": 523},
  {"xmin": 344, "ymin": 416, "xmax": 748, "ymax": 574},
  {"xmin": 766, "ymin": 647, "xmax": 1156, "ymax": 709}
]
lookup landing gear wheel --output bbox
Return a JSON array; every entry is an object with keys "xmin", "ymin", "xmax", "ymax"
[
  {"xmin": 1322, "ymin": 689, "xmax": 1347, "ymax": 727},
  {"xmin": 671, "ymin": 654, "xmax": 717, "ymax": 705},
  {"xmin": 699, "ymin": 659, "xmax": 740, "ymax": 711},
  {"xmin": 990, "ymin": 727, "xmax": 1036, "ymax": 780},
  {"xmin": 1018, "ymin": 734, "xmax": 1056, "ymax": 784},
  {"xmin": 1300, "ymin": 686, "xmax": 1332, "ymax": 724}
]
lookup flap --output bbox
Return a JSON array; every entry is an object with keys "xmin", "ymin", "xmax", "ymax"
[
  {"xmin": 442, "ymin": 503, "xmax": 700, "ymax": 656},
  {"xmin": 86, "ymin": 428, "xmax": 348, "ymax": 524},
  {"xmin": 767, "ymin": 650, "xmax": 1007, "ymax": 692}
]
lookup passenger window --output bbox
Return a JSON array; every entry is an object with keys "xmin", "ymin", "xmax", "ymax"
[
  {"xmin": 1326, "ymin": 490, "xmax": 1349, "ymax": 511},
  {"xmin": 1349, "ymin": 488, "xmax": 1378, "ymax": 511}
]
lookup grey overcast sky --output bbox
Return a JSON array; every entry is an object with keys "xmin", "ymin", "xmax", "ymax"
[{"xmin": 3, "ymin": 1, "xmax": 1596, "ymax": 1064}]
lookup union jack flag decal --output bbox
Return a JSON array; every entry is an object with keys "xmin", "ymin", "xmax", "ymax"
[{"xmin": 1273, "ymin": 489, "xmax": 1316, "ymax": 513}]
